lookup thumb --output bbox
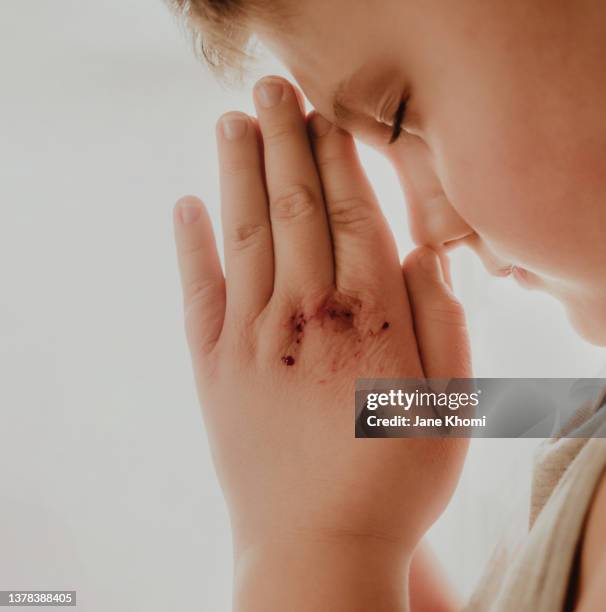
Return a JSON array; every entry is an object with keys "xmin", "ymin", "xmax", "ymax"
[{"xmin": 402, "ymin": 247, "xmax": 472, "ymax": 380}]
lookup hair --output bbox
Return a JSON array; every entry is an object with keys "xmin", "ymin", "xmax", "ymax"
[{"xmin": 166, "ymin": 0, "xmax": 284, "ymax": 83}]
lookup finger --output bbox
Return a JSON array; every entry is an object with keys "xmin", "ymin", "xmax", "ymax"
[
  {"xmin": 308, "ymin": 111, "xmax": 401, "ymax": 294},
  {"xmin": 402, "ymin": 247, "xmax": 472, "ymax": 379},
  {"xmin": 217, "ymin": 112, "xmax": 274, "ymax": 318},
  {"xmin": 249, "ymin": 116, "xmax": 265, "ymax": 175},
  {"xmin": 174, "ymin": 196, "xmax": 226, "ymax": 359},
  {"xmin": 253, "ymin": 77, "xmax": 334, "ymax": 299},
  {"xmin": 438, "ymin": 251, "xmax": 454, "ymax": 291},
  {"xmin": 291, "ymin": 82, "xmax": 307, "ymax": 115}
]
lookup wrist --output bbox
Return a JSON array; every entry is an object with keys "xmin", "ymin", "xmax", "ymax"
[{"xmin": 233, "ymin": 534, "xmax": 412, "ymax": 612}]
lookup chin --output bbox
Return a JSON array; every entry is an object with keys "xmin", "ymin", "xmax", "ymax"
[{"xmin": 566, "ymin": 303, "xmax": 606, "ymax": 347}]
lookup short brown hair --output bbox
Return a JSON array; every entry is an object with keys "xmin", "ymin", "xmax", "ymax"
[{"xmin": 166, "ymin": 0, "xmax": 286, "ymax": 82}]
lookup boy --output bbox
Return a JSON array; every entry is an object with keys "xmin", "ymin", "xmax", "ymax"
[{"xmin": 168, "ymin": 1, "xmax": 606, "ymax": 609}]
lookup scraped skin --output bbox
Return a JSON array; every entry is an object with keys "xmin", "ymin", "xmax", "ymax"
[
  {"xmin": 256, "ymin": 0, "xmax": 606, "ymax": 344},
  {"xmin": 174, "ymin": 78, "xmax": 471, "ymax": 611},
  {"xmin": 280, "ymin": 296, "xmax": 392, "ymax": 370}
]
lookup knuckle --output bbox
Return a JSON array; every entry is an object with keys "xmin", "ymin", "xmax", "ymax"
[
  {"xmin": 221, "ymin": 156, "xmax": 256, "ymax": 177},
  {"xmin": 184, "ymin": 312, "xmax": 222, "ymax": 362},
  {"xmin": 425, "ymin": 296, "xmax": 467, "ymax": 327},
  {"xmin": 183, "ymin": 278, "xmax": 219, "ymax": 310},
  {"xmin": 182, "ymin": 281, "xmax": 224, "ymax": 357},
  {"xmin": 264, "ymin": 119, "xmax": 299, "ymax": 144},
  {"xmin": 314, "ymin": 140, "xmax": 356, "ymax": 171},
  {"xmin": 315, "ymin": 152, "xmax": 348, "ymax": 173},
  {"xmin": 327, "ymin": 197, "xmax": 377, "ymax": 232},
  {"xmin": 271, "ymin": 185, "xmax": 317, "ymax": 222},
  {"xmin": 229, "ymin": 223, "xmax": 269, "ymax": 251},
  {"xmin": 180, "ymin": 239, "xmax": 205, "ymax": 259}
]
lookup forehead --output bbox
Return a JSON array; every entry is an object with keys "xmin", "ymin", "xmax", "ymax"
[{"xmin": 256, "ymin": 1, "xmax": 399, "ymax": 122}]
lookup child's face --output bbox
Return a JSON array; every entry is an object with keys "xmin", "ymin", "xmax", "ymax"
[{"xmin": 258, "ymin": 0, "xmax": 606, "ymax": 344}]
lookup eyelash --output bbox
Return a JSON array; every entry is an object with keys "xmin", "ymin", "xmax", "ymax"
[{"xmin": 388, "ymin": 98, "xmax": 409, "ymax": 144}]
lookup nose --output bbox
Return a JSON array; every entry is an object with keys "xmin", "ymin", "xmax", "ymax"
[{"xmin": 384, "ymin": 135, "xmax": 474, "ymax": 249}]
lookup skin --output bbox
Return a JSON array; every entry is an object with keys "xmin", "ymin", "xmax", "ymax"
[
  {"xmin": 172, "ymin": 0, "xmax": 606, "ymax": 609},
  {"xmin": 576, "ymin": 472, "xmax": 606, "ymax": 611},
  {"xmin": 256, "ymin": 0, "xmax": 606, "ymax": 345},
  {"xmin": 174, "ymin": 80, "xmax": 471, "ymax": 610}
]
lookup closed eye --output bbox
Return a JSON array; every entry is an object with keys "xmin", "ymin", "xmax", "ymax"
[{"xmin": 388, "ymin": 98, "xmax": 408, "ymax": 144}]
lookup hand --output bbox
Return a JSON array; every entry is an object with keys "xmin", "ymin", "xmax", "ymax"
[{"xmin": 173, "ymin": 76, "xmax": 471, "ymax": 611}]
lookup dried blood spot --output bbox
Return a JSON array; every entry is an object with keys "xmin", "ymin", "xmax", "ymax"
[
  {"xmin": 292, "ymin": 313, "xmax": 306, "ymax": 335},
  {"xmin": 382, "ymin": 321, "xmax": 390, "ymax": 330},
  {"xmin": 315, "ymin": 300, "xmax": 358, "ymax": 333},
  {"xmin": 326, "ymin": 308, "xmax": 353, "ymax": 320},
  {"xmin": 281, "ymin": 355, "xmax": 295, "ymax": 366}
]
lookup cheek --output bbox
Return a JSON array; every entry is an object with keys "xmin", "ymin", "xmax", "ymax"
[{"xmin": 429, "ymin": 115, "xmax": 601, "ymax": 282}]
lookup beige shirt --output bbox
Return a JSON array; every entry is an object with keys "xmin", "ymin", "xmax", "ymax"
[{"xmin": 464, "ymin": 383, "xmax": 606, "ymax": 612}]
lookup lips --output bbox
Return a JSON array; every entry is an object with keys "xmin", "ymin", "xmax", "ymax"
[
  {"xmin": 511, "ymin": 265, "xmax": 539, "ymax": 289},
  {"xmin": 491, "ymin": 264, "xmax": 514, "ymax": 278},
  {"xmin": 443, "ymin": 234, "xmax": 540, "ymax": 288},
  {"xmin": 446, "ymin": 235, "xmax": 513, "ymax": 278}
]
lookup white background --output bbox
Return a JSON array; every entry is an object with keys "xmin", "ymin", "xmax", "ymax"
[{"xmin": 1, "ymin": 2, "xmax": 605, "ymax": 610}]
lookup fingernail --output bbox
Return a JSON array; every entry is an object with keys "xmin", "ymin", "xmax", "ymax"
[
  {"xmin": 180, "ymin": 201, "xmax": 201, "ymax": 225},
  {"xmin": 222, "ymin": 114, "xmax": 248, "ymax": 141},
  {"xmin": 310, "ymin": 113, "xmax": 332, "ymax": 137},
  {"xmin": 256, "ymin": 79, "xmax": 284, "ymax": 108}
]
